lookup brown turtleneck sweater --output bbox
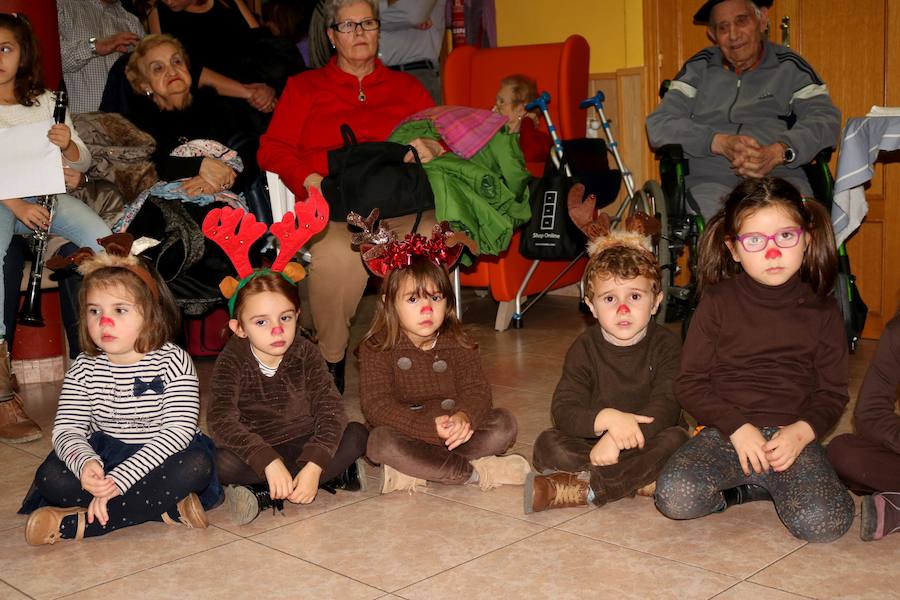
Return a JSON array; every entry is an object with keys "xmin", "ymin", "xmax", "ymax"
[
  {"xmin": 855, "ymin": 312, "xmax": 900, "ymax": 453},
  {"xmin": 208, "ymin": 335, "xmax": 347, "ymax": 477},
  {"xmin": 676, "ymin": 272, "xmax": 849, "ymax": 438},
  {"xmin": 359, "ymin": 332, "xmax": 492, "ymax": 446},
  {"xmin": 552, "ymin": 321, "xmax": 683, "ymax": 440}
]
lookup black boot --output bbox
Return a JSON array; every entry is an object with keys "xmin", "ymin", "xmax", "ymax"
[
  {"xmin": 319, "ymin": 458, "xmax": 367, "ymax": 495},
  {"xmin": 326, "ymin": 358, "xmax": 346, "ymax": 395},
  {"xmin": 224, "ymin": 483, "xmax": 284, "ymax": 525},
  {"xmin": 722, "ymin": 484, "xmax": 772, "ymax": 509}
]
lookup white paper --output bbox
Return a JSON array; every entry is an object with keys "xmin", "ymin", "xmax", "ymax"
[
  {"xmin": 866, "ymin": 106, "xmax": 900, "ymax": 117},
  {"xmin": 0, "ymin": 119, "xmax": 66, "ymax": 200}
]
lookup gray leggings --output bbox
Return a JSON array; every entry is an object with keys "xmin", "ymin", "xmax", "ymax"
[{"xmin": 655, "ymin": 427, "xmax": 854, "ymax": 543}]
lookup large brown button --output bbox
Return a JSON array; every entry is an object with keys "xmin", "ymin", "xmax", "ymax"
[
  {"xmin": 397, "ymin": 357, "xmax": 412, "ymax": 370},
  {"xmin": 440, "ymin": 398, "xmax": 456, "ymax": 411},
  {"xmin": 432, "ymin": 359, "xmax": 448, "ymax": 373}
]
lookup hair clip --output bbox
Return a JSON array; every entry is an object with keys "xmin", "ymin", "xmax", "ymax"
[
  {"xmin": 47, "ymin": 233, "xmax": 161, "ymax": 299},
  {"xmin": 202, "ymin": 186, "xmax": 329, "ymax": 316},
  {"xmin": 566, "ymin": 183, "xmax": 660, "ymax": 257},
  {"xmin": 348, "ymin": 209, "xmax": 477, "ymax": 278}
]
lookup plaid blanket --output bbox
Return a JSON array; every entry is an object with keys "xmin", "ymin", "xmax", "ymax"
[{"xmin": 397, "ymin": 106, "xmax": 508, "ymax": 159}]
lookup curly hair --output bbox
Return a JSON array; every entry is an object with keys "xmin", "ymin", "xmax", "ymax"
[
  {"xmin": 125, "ymin": 34, "xmax": 191, "ymax": 95},
  {"xmin": 583, "ymin": 244, "xmax": 662, "ymax": 299},
  {"xmin": 0, "ymin": 13, "xmax": 45, "ymax": 106}
]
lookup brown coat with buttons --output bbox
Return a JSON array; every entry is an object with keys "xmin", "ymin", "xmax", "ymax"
[{"xmin": 359, "ymin": 332, "xmax": 492, "ymax": 445}]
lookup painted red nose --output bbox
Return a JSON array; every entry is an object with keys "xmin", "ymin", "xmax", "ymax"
[
  {"xmin": 617, "ymin": 304, "xmax": 630, "ymax": 315},
  {"xmin": 765, "ymin": 247, "xmax": 782, "ymax": 260},
  {"xmin": 272, "ymin": 326, "xmax": 284, "ymax": 335},
  {"xmin": 100, "ymin": 316, "xmax": 114, "ymax": 327}
]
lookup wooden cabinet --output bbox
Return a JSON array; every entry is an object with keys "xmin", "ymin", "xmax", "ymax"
[{"xmin": 643, "ymin": 0, "xmax": 900, "ymax": 337}]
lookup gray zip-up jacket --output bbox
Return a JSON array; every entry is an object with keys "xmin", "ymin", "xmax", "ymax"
[{"xmin": 646, "ymin": 40, "xmax": 840, "ymax": 193}]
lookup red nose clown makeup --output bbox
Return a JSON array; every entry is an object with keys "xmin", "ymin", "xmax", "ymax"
[
  {"xmin": 765, "ymin": 247, "xmax": 782, "ymax": 259},
  {"xmin": 100, "ymin": 316, "xmax": 114, "ymax": 327},
  {"xmin": 617, "ymin": 304, "xmax": 630, "ymax": 315}
]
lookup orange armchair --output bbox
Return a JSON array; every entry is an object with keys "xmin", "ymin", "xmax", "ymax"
[{"xmin": 442, "ymin": 35, "xmax": 590, "ymax": 326}]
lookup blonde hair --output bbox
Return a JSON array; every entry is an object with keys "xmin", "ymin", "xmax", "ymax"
[{"xmin": 584, "ymin": 244, "xmax": 662, "ymax": 299}]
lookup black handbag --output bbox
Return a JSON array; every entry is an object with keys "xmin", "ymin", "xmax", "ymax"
[{"xmin": 321, "ymin": 124, "xmax": 434, "ymax": 222}]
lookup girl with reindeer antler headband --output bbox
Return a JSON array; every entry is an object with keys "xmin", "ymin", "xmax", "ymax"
[
  {"xmin": 202, "ymin": 189, "xmax": 369, "ymax": 526},
  {"xmin": 20, "ymin": 233, "xmax": 223, "ymax": 546},
  {"xmin": 351, "ymin": 208, "xmax": 532, "ymax": 495}
]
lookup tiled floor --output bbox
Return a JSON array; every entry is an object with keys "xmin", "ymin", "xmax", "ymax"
[{"xmin": 1, "ymin": 291, "xmax": 897, "ymax": 600}]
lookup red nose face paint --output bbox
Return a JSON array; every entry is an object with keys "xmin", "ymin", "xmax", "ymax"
[
  {"xmin": 99, "ymin": 316, "xmax": 114, "ymax": 327},
  {"xmin": 272, "ymin": 326, "xmax": 283, "ymax": 335},
  {"xmin": 617, "ymin": 304, "xmax": 630, "ymax": 315},
  {"xmin": 765, "ymin": 247, "xmax": 782, "ymax": 259}
]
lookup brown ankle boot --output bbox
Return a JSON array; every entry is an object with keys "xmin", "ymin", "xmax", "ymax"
[
  {"xmin": 524, "ymin": 471, "xmax": 590, "ymax": 514},
  {"xmin": 161, "ymin": 493, "xmax": 209, "ymax": 528},
  {"xmin": 470, "ymin": 455, "xmax": 532, "ymax": 491},
  {"xmin": 380, "ymin": 464, "xmax": 426, "ymax": 494},
  {"xmin": 0, "ymin": 339, "xmax": 41, "ymax": 443},
  {"xmin": 25, "ymin": 506, "xmax": 87, "ymax": 545}
]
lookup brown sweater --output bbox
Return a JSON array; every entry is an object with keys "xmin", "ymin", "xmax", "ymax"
[
  {"xmin": 359, "ymin": 332, "xmax": 492, "ymax": 445},
  {"xmin": 855, "ymin": 312, "xmax": 900, "ymax": 454},
  {"xmin": 208, "ymin": 335, "xmax": 347, "ymax": 477},
  {"xmin": 552, "ymin": 321, "xmax": 683, "ymax": 440},
  {"xmin": 677, "ymin": 272, "xmax": 849, "ymax": 438}
]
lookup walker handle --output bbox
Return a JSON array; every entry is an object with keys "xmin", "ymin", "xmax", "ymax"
[{"xmin": 579, "ymin": 91, "xmax": 605, "ymax": 111}]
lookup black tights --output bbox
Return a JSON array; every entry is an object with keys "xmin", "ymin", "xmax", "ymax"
[{"xmin": 36, "ymin": 447, "xmax": 212, "ymax": 539}]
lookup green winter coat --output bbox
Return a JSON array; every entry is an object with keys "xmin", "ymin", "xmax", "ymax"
[{"xmin": 389, "ymin": 120, "xmax": 531, "ymax": 257}]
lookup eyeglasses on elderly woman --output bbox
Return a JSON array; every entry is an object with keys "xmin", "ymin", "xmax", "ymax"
[{"xmin": 330, "ymin": 18, "xmax": 380, "ymax": 33}]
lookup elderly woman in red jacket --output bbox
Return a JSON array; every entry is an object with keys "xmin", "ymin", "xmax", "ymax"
[{"xmin": 258, "ymin": 0, "xmax": 438, "ymax": 393}]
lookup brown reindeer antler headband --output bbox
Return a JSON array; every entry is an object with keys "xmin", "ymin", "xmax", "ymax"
[
  {"xmin": 202, "ymin": 186, "xmax": 329, "ymax": 316},
  {"xmin": 566, "ymin": 183, "xmax": 660, "ymax": 258},
  {"xmin": 48, "ymin": 233, "xmax": 160, "ymax": 299}
]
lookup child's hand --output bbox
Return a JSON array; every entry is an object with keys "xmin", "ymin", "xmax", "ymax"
[
  {"xmin": 288, "ymin": 462, "xmax": 322, "ymax": 505},
  {"xmin": 87, "ymin": 488, "xmax": 121, "ymax": 526},
  {"xmin": 79, "ymin": 459, "xmax": 117, "ymax": 497},
  {"xmin": 47, "ymin": 123, "xmax": 72, "ymax": 152},
  {"xmin": 264, "ymin": 458, "xmax": 294, "ymax": 500},
  {"xmin": 590, "ymin": 435, "xmax": 620, "ymax": 466},
  {"xmin": 729, "ymin": 423, "xmax": 770, "ymax": 475},
  {"xmin": 764, "ymin": 421, "xmax": 815, "ymax": 472},
  {"xmin": 595, "ymin": 408, "xmax": 654, "ymax": 450},
  {"xmin": 435, "ymin": 411, "xmax": 473, "ymax": 450}
]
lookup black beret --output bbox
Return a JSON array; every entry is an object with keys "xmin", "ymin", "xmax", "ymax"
[{"xmin": 694, "ymin": 0, "xmax": 774, "ymax": 24}]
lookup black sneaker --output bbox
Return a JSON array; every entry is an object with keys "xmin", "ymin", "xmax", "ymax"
[{"xmin": 319, "ymin": 458, "xmax": 367, "ymax": 495}]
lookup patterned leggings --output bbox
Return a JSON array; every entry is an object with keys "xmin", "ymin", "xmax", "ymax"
[{"xmin": 655, "ymin": 427, "xmax": 854, "ymax": 543}]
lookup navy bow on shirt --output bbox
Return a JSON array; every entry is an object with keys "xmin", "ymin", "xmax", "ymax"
[{"xmin": 133, "ymin": 375, "xmax": 165, "ymax": 396}]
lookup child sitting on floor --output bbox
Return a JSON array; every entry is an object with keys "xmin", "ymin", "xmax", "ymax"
[
  {"xmin": 525, "ymin": 186, "xmax": 688, "ymax": 512},
  {"xmin": 203, "ymin": 194, "xmax": 368, "ymax": 525},
  {"xmin": 353, "ymin": 210, "xmax": 531, "ymax": 493},
  {"xmin": 827, "ymin": 309, "xmax": 900, "ymax": 541}
]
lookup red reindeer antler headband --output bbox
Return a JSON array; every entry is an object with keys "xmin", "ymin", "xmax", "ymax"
[
  {"xmin": 348, "ymin": 209, "xmax": 477, "ymax": 278},
  {"xmin": 202, "ymin": 186, "xmax": 329, "ymax": 315}
]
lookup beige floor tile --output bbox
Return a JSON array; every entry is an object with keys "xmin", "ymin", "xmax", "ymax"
[
  {"xmin": 491, "ymin": 385, "xmax": 552, "ymax": 446},
  {"xmin": 0, "ymin": 521, "xmax": 237, "ymax": 599},
  {"xmin": 252, "ymin": 491, "xmax": 544, "ymax": 592},
  {"xmin": 478, "ymin": 352, "xmax": 564, "ymax": 394},
  {"xmin": 208, "ymin": 482, "xmax": 379, "ymax": 537},
  {"xmin": 750, "ymin": 515, "xmax": 900, "ymax": 599},
  {"xmin": 0, "ymin": 580, "xmax": 29, "ymax": 600},
  {"xmin": 0, "ymin": 452, "xmax": 39, "ymax": 533},
  {"xmin": 424, "ymin": 479, "xmax": 594, "ymax": 527},
  {"xmin": 558, "ymin": 496, "xmax": 806, "ymax": 578},
  {"xmin": 399, "ymin": 528, "xmax": 737, "ymax": 600},
  {"xmin": 63, "ymin": 539, "xmax": 382, "ymax": 600},
  {"xmin": 713, "ymin": 582, "xmax": 811, "ymax": 599}
]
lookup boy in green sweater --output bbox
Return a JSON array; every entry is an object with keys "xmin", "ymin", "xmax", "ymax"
[{"xmin": 525, "ymin": 222, "xmax": 688, "ymax": 513}]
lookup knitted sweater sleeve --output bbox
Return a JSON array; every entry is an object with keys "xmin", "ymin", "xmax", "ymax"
[
  {"xmin": 450, "ymin": 345, "xmax": 492, "ymax": 430},
  {"xmin": 296, "ymin": 340, "xmax": 348, "ymax": 468},
  {"xmin": 106, "ymin": 348, "xmax": 200, "ymax": 494},
  {"xmin": 801, "ymin": 301, "xmax": 850, "ymax": 438},
  {"xmin": 257, "ymin": 76, "xmax": 317, "ymax": 198},
  {"xmin": 854, "ymin": 315, "xmax": 900, "ymax": 453},
  {"xmin": 676, "ymin": 291, "xmax": 749, "ymax": 436},
  {"xmin": 359, "ymin": 343, "xmax": 444, "ymax": 445},
  {"xmin": 207, "ymin": 339, "xmax": 281, "ymax": 477},
  {"xmin": 51, "ymin": 356, "xmax": 103, "ymax": 480},
  {"xmin": 551, "ymin": 335, "xmax": 603, "ymax": 439}
]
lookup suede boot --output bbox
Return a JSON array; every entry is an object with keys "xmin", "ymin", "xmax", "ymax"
[
  {"xmin": 320, "ymin": 457, "xmax": 367, "ymax": 494},
  {"xmin": 0, "ymin": 339, "xmax": 41, "ymax": 443},
  {"xmin": 470, "ymin": 455, "xmax": 532, "ymax": 491},
  {"xmin": 224, "ymin": 483, "xmax": 285, "ymax": 525},
  {"xmin": 25, "ymin": 506, "xmax": 87, "ymax": 546},
  {"xmin": 524, "ymin": 471, "xmax": 590, "ymax": 514},
  {"xmin": 381, "ymin": 464, "xmax": 426, "ymax": 494},
  {"xmin": 326, "ymin": 358, "xmax": 345, "ymax": 395},
  {"xmin": 721, "ymin": 483, "xmax": 772, "ymax": 509},
  {"xmin": 861, "ymin": 492, "xmax": 900, "ymax": 541}
]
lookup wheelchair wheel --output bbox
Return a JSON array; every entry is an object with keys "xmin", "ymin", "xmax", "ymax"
[{"xmin": 640, "ymin": 180, "xmax": 670, "ymax": 324}]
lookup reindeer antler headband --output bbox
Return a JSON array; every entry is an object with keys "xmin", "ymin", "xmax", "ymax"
[
  {"xmin": 348, "ymin": 209, "xmax": 477, "ymax": 278},
  {"xmin": 202, "ymin": 187, "xmax": 329, "ymax": 316},
  {"xmin": 566, "ymin": 183, "xmax": 660, "ymax": 258},
  {"xmin": 48, "ymin": 233, "xmax": 160, "ymax": 299}
]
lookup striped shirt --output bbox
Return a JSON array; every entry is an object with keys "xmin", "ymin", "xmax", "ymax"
[
  {"xmin": 51, "ymin": 342, "xmax": 200, "ymax": 494},
  {"xmin": 57, "ymin": 0, "xmax": 146, "ymax": 114}
]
